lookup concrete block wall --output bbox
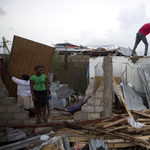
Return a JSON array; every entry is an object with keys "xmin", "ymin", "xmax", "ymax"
[
  {"xmin": 50, "ymin": 54, "xmax": 90, "ymax": 93},
  {"xmin": 74, "ymin": 56, "xmax": 113, "ymax": 121},
  {"xmin": 0, "ymin": 97, "xmax": 29, "ymax": 127}
]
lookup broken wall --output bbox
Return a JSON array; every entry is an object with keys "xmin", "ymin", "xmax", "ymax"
[
  {"xmin": 74, "ymin": 56, "xmax": 113, "ymax": 121},
  {"xmin": 50, "ymin": 55, "xmax": 90, "ymax": 93}
]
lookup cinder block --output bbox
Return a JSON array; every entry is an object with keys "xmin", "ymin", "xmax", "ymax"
[
  {"xmin": 0, "ymin": 106, "xmax": 6, "ymax": 112},
  {"xmin": 88, "ymin": 97, "xmax": 101, "ymax": 106},
  {"xmin": 0, "ymin": 89, "xmax": 9, "ymax": 98},
  {"xmin": 35, "ymin": 127, "xmax": 53, "ymax": 135},
  {"xmin": 95, "ymin": 106, "xmax": 104, "ymax": 113},
  {"xmin": 14, "ymin": 112, "xmax": 29, "ymax": 120},
  {"xmin": 0, "ymin": 120, "xmax": 8, "ymax": 127},
  {"xmin": 0, "ymin": 97, "xmax": 16, "ymax": 106},
  {"xmin": 76, "ymin": 55, "xmax": 83, "ymax": 59},
  {"xmin": 60, "ymin": 55, "xmax": 65, "ymax": 59},
  {"xmin": 0, "ymin": 113, "xmax": 14, "ymax": 120},
  {"xmin": 23, "ymin": 119, "xmax": 36, "ymax": 125},
  {"xmin": 79, "ymin": 59, "xmax": 86, "ymax": 62},
  {"xmin": 88, "ymin": 113, "xmax": 100, "ymax": 120},
  {"xmin": 82, "ymin": 105, "xmax": 94, "ymax": 113},
  {"xmin": 72, "ymin": 59, "xmax": 79, "ymax": 62},
  {"xmin": 74, "ymin": 111, "xmax": 88, "ymax": 121},
  {"xmin": 7, "ymin": 105, "xmax": 21, "ymax": 113},
  {"xmin": 8, "ymin": 120, "xmax": 23, "ymax": 126},
  {"xmin": 83, "ymin": 55, "xmax": 90, "ymax": 59},
  {"xmin": 67, "ymin": 58, "xmax": 72, "ymax": 62}
]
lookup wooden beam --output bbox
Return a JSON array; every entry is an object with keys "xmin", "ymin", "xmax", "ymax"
[
  {"xmin": 133, "ymin": 111, "xmax": 150, "ymax": 118},
  {"xmin": 64, "ymin": 128, "xmax": 84, "ymax": 135},
  {"xmin": 106, "ymin": 125, "xmax": 129, "ymax": 133},
  {"xmin": 53, "ymin": 116, "xmax": 74, "ymax": 120},
  {"xmin": 108, "ymin": 142, "xmax": 136, "ymax": 148},
  {"xmin": 137, "ymin": 118, "xmax": 150, "ymax": 122},
  {"xmin": 103, "ymin": 116, "xmax": 129, "ymax": 128}
]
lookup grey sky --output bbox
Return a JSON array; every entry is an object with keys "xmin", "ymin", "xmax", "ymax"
[{"xmin": 0, "ymin": 0, "xmax": 150, "ymax": 55}]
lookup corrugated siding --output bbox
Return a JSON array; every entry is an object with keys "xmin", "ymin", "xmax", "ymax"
[{"xmin": 5, "ymin": 35, "xmax": 55, "ymax": 97}]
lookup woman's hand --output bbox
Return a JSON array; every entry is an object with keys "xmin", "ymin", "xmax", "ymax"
[
  {"xmin": 33, "ymin": 96, "xmax": 36, "ymax": 101},
  {"xmin": 47, "ymin": 92, "xmax": 49, "ymax": 97}
]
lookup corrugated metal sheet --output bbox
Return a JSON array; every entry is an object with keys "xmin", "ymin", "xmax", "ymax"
[
  {"xmin": 121, "ymin": 74, "xmax": 147, "ymax": 111},
  {"xmin": 137, "ymin": 65, "xmax": 150, "ymax": 109},
  {"xmin": 5, "ymin": 35, "xmax": 55, "ymax": 97}
]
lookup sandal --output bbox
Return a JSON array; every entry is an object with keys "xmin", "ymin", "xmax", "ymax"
[
  {"xmin": 37, "ymin": 120, "xmax": 42, "ymax": 124},
  {"xmin": 43, "ymin": 118, "xmax": 48, "ymax": 123}
]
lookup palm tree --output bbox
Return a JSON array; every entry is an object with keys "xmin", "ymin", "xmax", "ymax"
[{"xmin": 0, "ymin": 37, "xmax": 11, "ymax": 54}]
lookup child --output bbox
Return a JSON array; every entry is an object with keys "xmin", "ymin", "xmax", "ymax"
[
  {"xmin": 41, "ymin": 66, "xmax": 51, "ymax": 117},
  {"xmin": 30, "ymin": 66, "xmax": 49, "ymax": 124},
  {"xmin": 7, "ymin": 70, "xmax": 35, "ymax": 115}
]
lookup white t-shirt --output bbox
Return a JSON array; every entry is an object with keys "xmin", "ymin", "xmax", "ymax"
[{"xmin": 12, "ymin": 77, "xmax": 32, "ymax": 97}]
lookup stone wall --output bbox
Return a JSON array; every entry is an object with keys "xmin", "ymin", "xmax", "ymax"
[{"xmin": 74, "ymin": 56, "xmax": 113, "ymax": 121}]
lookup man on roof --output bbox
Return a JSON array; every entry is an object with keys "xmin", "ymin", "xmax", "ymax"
[{"xmin": 131, "ymin": 23, "xmax": 150, "ymax": 57}]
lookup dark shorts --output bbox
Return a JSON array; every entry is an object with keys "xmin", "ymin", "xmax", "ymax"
[{"xmin": 34, "ymin": 90, "xmax": 48, "ymax": 107}]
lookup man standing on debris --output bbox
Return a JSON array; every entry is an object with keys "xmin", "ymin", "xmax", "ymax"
[
  {"xmin": 30, "ymin": 66, "xmax": 49, "ymax": 124},
  {"xmin": 7, "ymin": 70, "xmax": 35, "ymax": 114},
  {"xmin": 131, "ymin": 23, "xmax": 150, "ymax": 56}
]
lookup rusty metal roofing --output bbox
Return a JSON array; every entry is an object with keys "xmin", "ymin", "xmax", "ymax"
[{"xmin": 5, "ymin": 35, "xmax": 55, "ymax": 97}]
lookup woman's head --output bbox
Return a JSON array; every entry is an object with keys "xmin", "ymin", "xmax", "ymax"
[
  {"xmin": 35, "ymin": 66, "xmax": 43, "ymax": 75},
  {"xmin": 22, "ymin": 75, "xmax": 29, "ymax": 81}
]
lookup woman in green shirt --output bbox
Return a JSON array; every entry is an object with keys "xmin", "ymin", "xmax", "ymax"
[{"xmin": 30, "ymin": 66, "xmax": 49, "ymax": 124}]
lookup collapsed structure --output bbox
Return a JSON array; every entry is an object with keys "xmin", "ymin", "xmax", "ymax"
[{"xmin": 1, "ymin": 38, "xmax": 150, "ymax": 149}]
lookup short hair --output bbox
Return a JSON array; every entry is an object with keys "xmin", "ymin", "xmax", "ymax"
[
  {"xmin": 22, "ymin": 75, "xmax": 29, "ymax": 81},
  {"xmin": 40, "ymin": 66, "xmax": 45, "ymax": 68},
  {"xmin": 35, "ymin": 66, "xmax": 41, "ymax": 71}
]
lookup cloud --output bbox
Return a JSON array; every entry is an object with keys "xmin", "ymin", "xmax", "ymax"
[
  {"xmin": 102, "ymin": 4, "xmax": 150, "ymax": 52},
  {"xmin": 0, "ymin": 7, "xmax": 6, "ymax": 16},
  {"xmin": 8, "ymin": 26, "xmax": 16, "ymax": 32}
]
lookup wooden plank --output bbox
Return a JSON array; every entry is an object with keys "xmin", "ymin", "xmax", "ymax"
[
  {"xmin": 133, "ymin": 111, "xmax": 150, "ymax": 118},
  {"xmin": 52, "ymin": 116, "xmax": 74, "ymax": 120},
  {"xmin": 103, "ymin": 116, "xmax": 129, "ymax": 128},
  {"xmin": 113, "ymin": 77, "xmax": 132, "ymax": 117},
  {"xmin": 127, "ymin": 125, "xmax": 150, "ymax": 132},
  {"xmin": 137, "ymin": 118, "xmax": 150, "ymax": 122},
  {"xmin": 64, "ymin": 128, "xmax": 84, "ymax": 135},
  {"xmin": 108, "ymin": 142, "xmax": 136, "ymax": 148},
  {"xmin": 106, "ymin": 125, "xmax": 129, "ymax": 133},
  {"xmin": 5, "ymin": 36, "xmax": 55, "ymax": 97},
  {"xmin": 141, "ymin": 109, "xmax": 150, "ymax": 113}
]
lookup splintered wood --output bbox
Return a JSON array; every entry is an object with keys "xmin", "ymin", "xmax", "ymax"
[{"xmin": 53, "ymin": 109, "xmax": 150, "ymax": 149}]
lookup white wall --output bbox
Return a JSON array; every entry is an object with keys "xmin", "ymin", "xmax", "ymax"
[{"xmin": 89, "ymin": 56, "xmax": 150, "ymax": 93}]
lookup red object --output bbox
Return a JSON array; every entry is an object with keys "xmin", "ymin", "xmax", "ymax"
[
  {"xmin": 0, "ymin": 57, "xmax": 4, "ymax": 82},
  {"xmin": 139, "ymin": 23, "xmax": 150, "ymax": 36},
  {"xmin": 75, "ymin": 147, "xmax": 78, "ymax": 150}
]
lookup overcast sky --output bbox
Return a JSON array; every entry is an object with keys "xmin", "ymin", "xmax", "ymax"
[{"xmin": 0, "ymin": 0, "xmax": 150, "ymax": 55}]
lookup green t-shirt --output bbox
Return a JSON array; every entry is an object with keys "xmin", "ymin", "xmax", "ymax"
[{"xmin": 30, "ymin": 74, "xmax": 47, "ymax": 91}]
